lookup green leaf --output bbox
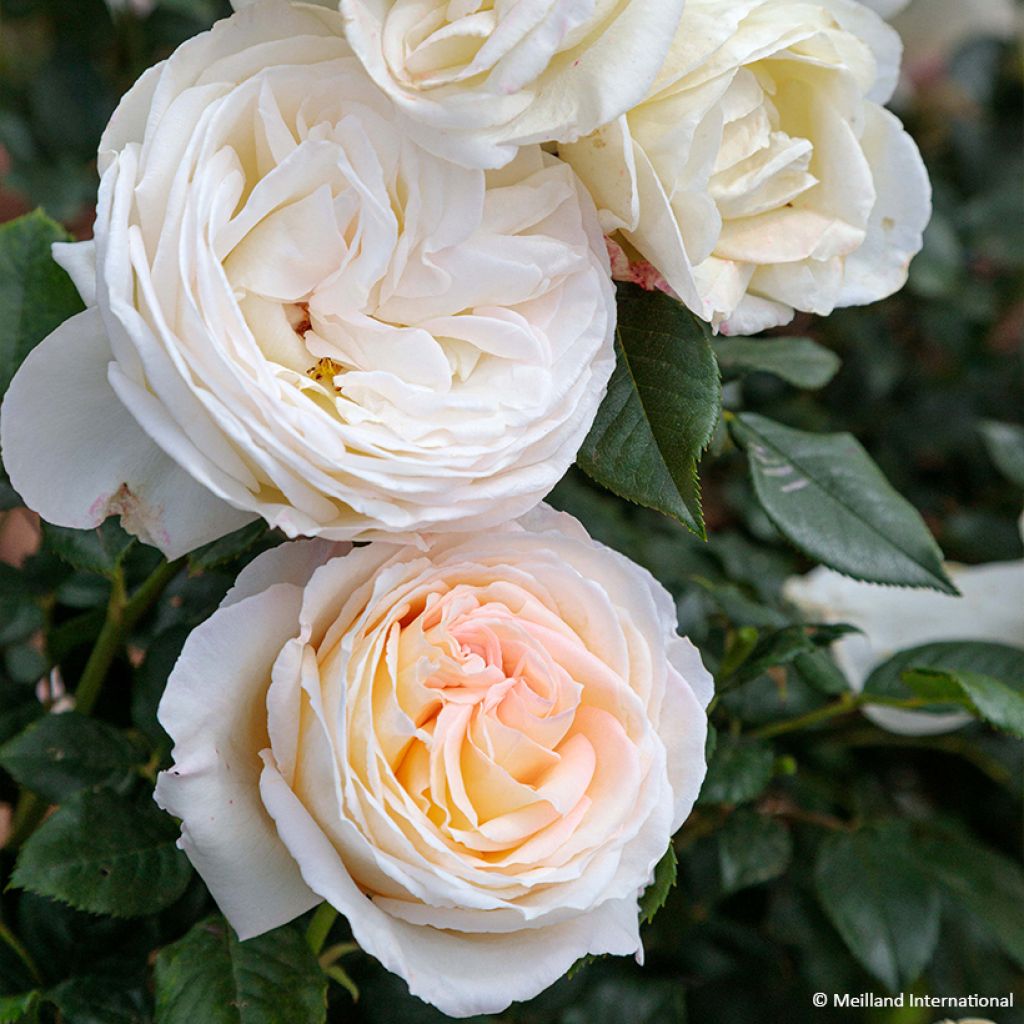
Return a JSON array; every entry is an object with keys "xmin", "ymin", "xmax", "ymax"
[
  {"xmin": 562, "ymin": 978, "xmax": 684, "ymax": 1024},
  {"xmin": 48, "ymin": 976, "xmax": 148, "ymax": 1024},
  {"xmin": 864, "ymin": 641, "xmax": 1024, "ymax": 702},
  {"xmin": 979, "ymin": 420, "xmax": 1024, "ymax": 488},
  {"xmin": 187, "ymin": 521, "xmax": 269, "ymax": 574},
  {"xmin": 11, "ymin": 789, "xmax": 192, "ymax": 917},
  {"xmin": 43, "ymin": 520, "xmax": 135, "ymax": 579},
  {"xmin": 718, "ymin": 810, "xmax": 793, "ymax": 895},
  {"xmin": 815, "ymin": 822, "xmax": 940, "ymax": 990},
  {"xmin": 155, "ymin": 917, "xmax": 327, "ymax": 1024},
  {"xmin": 0, "ymin": 566, "xmax": 44, "ymax": 648},
  {"xmin": 0, "ymin": 210, "xmax": 85, "ymax": 399},
  {"xmin": 791, "ymin": 649, "xmax": 851, "ymax": 696},
  {"xmin": 639, "ymin": 845, "xmax": 677, "ymax": 924},
  {"xmin": 713, "ymin": 335, "xmax": 841, "ymax": 389},
  {"xmin": 730, "ymin": 413, "xmax": 956, "ymax": 593},
  {"xmin": 903, "ymin": 668, "xmax": 1024, "ymax": 738},
  {"xmin": 698, "ymin": 737, "xmax": 775, "ymax": 806},
  {"xmin": 578, "ymin": 283, "xmax": 721, "ymax": 538},
  {"xmin": 726, "ymin": 625, "xmax": 817, "ymax": 686},
  {"xmin": 0, "ymin": 992, "xmax": 39, "ymax": 1024},
  {"xmin": 917, "ymin": 831, "xmax": 1024, "ymax": 970},
  {"xmin": 0, "ymin": 713, "xmax": 140, "ymax": 803}
]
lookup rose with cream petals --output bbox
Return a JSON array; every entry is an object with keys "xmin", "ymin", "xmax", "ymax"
[
  {"xmin": 0, "ymin": 0, "xmax": 614, "ymax": 559},
  {"xmin": 561, "ymin": 0, "xmax": 931, "ymax": 335},
  {"xmin": 154, "ymin": 508, "xmax": 712, "ymax": 1017},
  {"xmin": 318, "ymin": 0, "xmax": 688, "ymax": 169}
]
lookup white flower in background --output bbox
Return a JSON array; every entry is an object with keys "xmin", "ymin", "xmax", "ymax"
[
  {"xmin": 561, "ymin": 0, "xmax": 932, "ymax": 335},
  {"xmin": 0, "ymin": 1, "xmax": 615, "ymax": 559},
  {"xmin": 155, "ymin": 508, "xmax": 712, "ymax": 1017},
  {"xmin": 783, "ymin": 513, "xmax": 1024, "ymax": 735}
]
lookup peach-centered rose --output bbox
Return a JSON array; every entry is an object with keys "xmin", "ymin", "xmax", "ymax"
[{"xmin": 155, "ymin": 508, "xmax": 712, "ymax": 1016}]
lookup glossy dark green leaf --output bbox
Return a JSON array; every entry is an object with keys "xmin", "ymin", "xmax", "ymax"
[
  {"xmin": 903, "ymin": 668, "xmax": 1024, "ymax": 738},
  {"xmin": 815, "ymin": 822, "xmax": 940, "ymax": 990},
  {"xmin": 698, "ymin": 737, "xmax": 774, "ymax": 806},
  {"xmin": 713, "ymin": 336, "xmax": 840, "ymax": 389},
  {"xmin": 864, "ymin": 641, "xmax": 1024, "ymax": 701},
  {"xmin": 48, "ymin": 977, "xmax": 149, "ymax": 1024},
  {"xmin": 43, "ymin": 520, "xmax": 135, "ymax": 579},
  {"xmin": 187, "ymin": 520, "xmax": 268, "ymax": 573},
  {"xmin": 918, "ymin": 831, "xmax": 1024, "ymax": 970},
  {"xmin": 578, "ymin": 283, "xmax": 721, "ymax": 538},
  {"xmin": 0, "ymin": 712, "xmax": 140, "ymax": 803},
  {"xmin": 718, "ymin": 809, "xmax": 792, "ymax": 894},
  {"xmin": 154, "ymin": 917, "xmax": 327, "ymax": 1024},
  {"xmin": 730, "ymin": 413, "xmax": 956, "ymax": 593},
  {"xmin": 979, "ymin": 420, "xmax": 1024, "ymax": 488},
  {"xmin": 11, "ymin": 789, "xmax": 192, "ymax": 917},
  {"xmin": 0, "ymin": 210, "xmax": 84, "ymax": 398},
  {"xmin": 640, "ymin": 845, "xmax": 677, "ymax": 924}
]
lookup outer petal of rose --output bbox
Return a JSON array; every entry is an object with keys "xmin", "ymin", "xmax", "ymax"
[
  {"xmin": 259, "ymin": 756, "xmax": 641, "ymax": 1018},
  {"xmin": 784, "ymin": 560, "xmax": 1024, "ymax": 735},
  {"xmin": 718, "ymin": 293, "xmax": 795, "ymax": 335},
  {"xmin": 155, "ymin": 584, "xmax": 319, "ymax": 938},
  {"xmin": 503, "ymin": 0, "xmax": 688, "ymax": 148},
  {"xmin": 559, "ymin": 116, "xmax": 640, "ymax": 234},
  {"xmin": 0, "ymin": 309, "xmax": 255, "ymax": 558},
  {"xmin": 662, "ymin": 642, "xmax": 711, "ymax": 831},
  {"xmin": 52, "ymin": 241, "xmax": 96, "ymax": 307},
  {"xmin": 222, "ymin": 538, "xmax": 348, "ymax": 609},
  {"xmin": 815, "ymin": 0, "xmax": 904, "ymax": 103},
  {"xmin": 623, "ymin": 143, "xmax": 706, "ymax": 316},
  {"xmin": 837, "ymin": 105, "xmax": 930, "ymax": 307},
  {"xmin": 857, "ymin": 0, "xmax": 911, "ymax": 17}
]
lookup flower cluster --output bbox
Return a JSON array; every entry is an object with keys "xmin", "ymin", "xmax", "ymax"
[{"xmin": 0, "ymin": 0, "xmax": 931, "ymax": 1015}]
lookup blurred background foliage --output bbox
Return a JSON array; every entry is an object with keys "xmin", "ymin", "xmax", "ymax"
[{"xmin": 0, "ymin": 1, "xmax": 1021, "ymax": 1022}]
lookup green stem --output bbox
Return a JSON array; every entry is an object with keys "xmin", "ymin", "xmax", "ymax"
[
  {"xmin": 0, "ymin": 917, "xmax": 43, "ymax": 986},
  {"xmin": 749, "ymin": 693, "xmax": 935, "ymax": 740},
  {"xmin": 75, "ymin": 557, "xmax": 183, "ymax": 716},
  {"xmin": 839, "ymin": 728, "xmax": 1014, "ymax": 788},
  {"xmin": 4, "ymin": 558, "xmax": 183, "ymax": 849},
  {"xmin": 306, "ymin": 903, "xmax": 338, "ymax": 956}
]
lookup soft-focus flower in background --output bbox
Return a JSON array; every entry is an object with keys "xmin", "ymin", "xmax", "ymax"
[
  {"xmin": 890, "ymin": 0, "xmax": 1019, "ymax": 91},
  {"xmin": 561, "ymin": 0, "xmax": 932, "ymax": 335},
  {"xmin": 784, "ymin": 513, "xmax": 1024, "ymax": 735},
  {"xmin": 0, "ymin": 1, "xmax": 615, "ymax": 559},
  {"xmin": 155, "ymin": 508, "xmax": 712, "ymax": 1017}
]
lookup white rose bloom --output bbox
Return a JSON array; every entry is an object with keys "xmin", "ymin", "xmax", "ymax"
[
  {"xmin": 0, "ymin": 1, "xmax": 614, "ymax": 559},
  {"xmin": 783, "ymin": 513, "xmax": 1024, "ymax": 735},
  {"xmin": 155, "ymin": 508, "xmax": 712, "ymax": 1017},
  {"xmin": 561, "ymin": 0, "xmax": 932, "ymax": 335},
  {"xmin": 292, "ymin": 0, "xmax": 691, "ymax": 170}
]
